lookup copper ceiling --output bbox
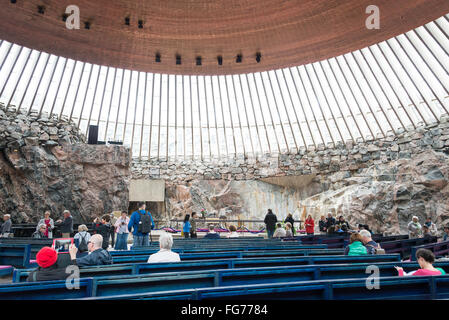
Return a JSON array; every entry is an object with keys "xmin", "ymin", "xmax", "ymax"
[{"xmin": 0, "ymin": 0, "xmax": 448, "ymax": 75}]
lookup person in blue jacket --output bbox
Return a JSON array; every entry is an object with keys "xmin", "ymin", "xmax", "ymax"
[
  {"xmin": 128, "ymin": 202, "xmax": 155, "ymax": 247},
  {"xmin": 183, "ymin": 214, "xmax": 191, "ymax": 238}
]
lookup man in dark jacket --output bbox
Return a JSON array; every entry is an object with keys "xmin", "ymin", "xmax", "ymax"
[
  {"xmin": 69, "ymin": 234, "xmax": 112, "ymax": 267},
  {"xmin": 264, "ymin": 209, "xmax": 277, "ymax": 239},
  {"xmin": 325, "ymin": 213, "xmax": 336, "ymax": 230},
  {"xmin": 359, "ymin": 230, "xmax": 379, "ymax": 255},
  {"xmin": 55, "ymin": 210, "xmax": 73, "ymax": 238},
  {"xmin": 203, "ymin": 224, "xmax": 220, "ymax": 239},
  {"xmin": 27, "ymin": 247, "xmax": 70, "ymax": 282},
  {"xmin": 93, "ymin": 215, "xmax": 113, "ymax": 249},
  {"xmin": 128, "ymin": 202, "xmax": 155, "ymax": 247}
]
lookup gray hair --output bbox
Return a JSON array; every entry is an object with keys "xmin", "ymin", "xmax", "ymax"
[
  {"xmin": 90, "ymin": 234, "xmax": 103, "ymax": 248},
  {"xmin": 359, "ymin": 229, "xmax": 371, "ymax": 238},
  {"xmin": 3, "ymin": 214, "xmax": 10, "ymax": 218},
  {"xmin": 159, "ymin": 232, "xmax": 174, "ymax": 250},
  {"xmin": 38, "ymin": 223, "xmax": 46, "ymax": 230}
]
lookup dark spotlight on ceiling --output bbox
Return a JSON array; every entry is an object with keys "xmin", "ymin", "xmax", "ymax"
[
  {"xmin": 138, "ymin": 20, "xmax": 144, "ymax": 29},
  {"xmin": 125, "ymin": 17, "xmax": 130, "ymax": 25},
  {"xmin": 217, "ymin": 56, "xmax": 223, "ymax": 66},
  {"xmin": 84, "ymin": 21, "xmax": 91, "ymax": 30},
  {"xmin": 155, "ymin": 53, "xmax": 161, "ymax": 63},
  {"xmin": 256, "ymin": 52, "xmax": 261, "ymax": 63},
  {"xmin": 176, "ymin": 55, "xmax": 181, "ymax": 65},
  {"xmin": 10, "ymin": 0, "xmax": 17, "ymax": 4},
  {"xmin": 37, "ymin": 5, "xmax": 45, "ymax": 14},
  {"xmin": 236, "ymin": 54, "xmax": 242, "ymax": 63},
  {"xmin": 196, "ymin": 56, "xmax": 202, "ymax": 66},
  {"xmin": 62, "ymin": 13, "xmax": 68, "ymax": 22}
]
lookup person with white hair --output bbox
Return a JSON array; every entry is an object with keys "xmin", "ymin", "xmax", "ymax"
[
  {"xmin": 0, "ymin": 214, "xmax": 11, "ymax": 238},
  {"xmin": 147, "ymin": 232, "xmax": 180, "ymax": 263},
  {"xmin": 69, "ymin": 234, "xmax": 112, "ymax": 266},
  {"xmin": 359, "ymin": 229, "xmax": 383, "ymax": 254},
  {"xmin": 408, "ymin": 216, "xmax": 423, "ymax": 239}
]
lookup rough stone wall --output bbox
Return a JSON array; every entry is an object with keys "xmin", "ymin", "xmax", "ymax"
[
  {"xmin": 0, "ymin": 104, "xmax": 130, "ymax": 224},
  {"xmin": 132, "ymin": 116, "xmax": 449, "ymax": 234}
]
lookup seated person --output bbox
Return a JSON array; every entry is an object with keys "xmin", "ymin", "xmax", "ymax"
[
  {"xmin": 147, "ymin": 232, "xmax": 180, "ymax": 263},
  {"xmin": 226, "ymin": 225, "xmax": 240, "ymax": 238},
  {"xmin": 395, "ymin": 249, "xmax": 445, "ymax": 276},
  {"xmin": 32, "ymin": 224, "xmax": 48, "ymax": 239},
  {"xmin": 27, "ymin": 247, "xmax": 70, "ymax": 282},
  {"xmin": 422, "ymin": 225, "xmax": 433, "ymax": 239},
  {"xmin": 344, "ymin": 233, "xmax": 368, "ymax": 256},
  {"xmin": 203, "ymin": 224, "xmax": 220, "ymax": 239},
  {"xmin": 273, "ymin": 223, "xmax": 286, "ymax": 238},
  {"xmin": 68, "ymin": 234, "xmax": 112, "ymax": 267},
  {"xmin": 285, "ymin": 222, "xmax": 293, "ymax": 238},
  {"xmin": 359, "ymin": 229, "xmax": 382, "ymax": 254}
]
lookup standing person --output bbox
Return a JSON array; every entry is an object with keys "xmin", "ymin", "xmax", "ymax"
[
  {"xmin": 424, "ymin": 217, "xmax": 438, "ymax": 237},
  {"xmin": 326, "ymin": 213, "xmax": 336, "ymax": 231},
  {"xmin": 305, "ymin": 215, "xmax": 315, "ymax": 235},
  {"xmin": 443, "ymin": 226, "xmax": 449, "ymax": 241},
  {"xmin": 73, "ymin": 224, "xmax": 91, "ymax": 258},
  {"xmin": 109, "ymin": 213, "xmax": 117, "ymax": 249},
  {"xmin": 32, "ymin": 224, "xmax": 48, "ymax": 239},
  {"xmin": 408, "ymin": 216, "xmax": 422, "ymax": 239},
  {"xmin": 182, "ymin": 214, "xmax": 191, "ymax": 239},
  {"xmin": 285, "ymin": 222, "xmax": 293, "ymax": 238},
  {"xmin": 94, "ymin": 215, "xmax": 113, "ymax": 250},
  {"xmin": 128, "ymin": 202, "xmax": 155, "ymax": 247},
  {"xmin": 284, "ymin": 213, "xmax": 295, "ymax": 236},
  {"xmin": 55, "ymin": 210, "xmax": 73, "ymax": 238},
  {"xmin": 395, "ymin": 249, "xmax": 444, "ymax": 276},
  {"xmin": 264, "ymin": 209, "xmax": 278, "ymax": 239},
  {"xmin": 0, "ymin": 214, "xmax": 12, "ymax": 238},
  {"xmin": 114, "ymin": 211, "xmax": 130, "ymax": 250},
  {"xmin": 37, "ymin": 211, "xmax": 54, "ymax": 239},
  {"xmin": 190, "ymin": 212, "xmax": 198, "ymax": 238},
  {"xmin": 344, "ymin": 233, "xmax": 368, "ymax": 256},
  {"xmin": 319, "ymin": 215, "xmax": 327, "ymax": 235}
]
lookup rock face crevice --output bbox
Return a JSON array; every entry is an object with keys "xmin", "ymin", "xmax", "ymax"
[{"xmin": 0, "ymin": 105, "xmax": 130, "ymax": 223}]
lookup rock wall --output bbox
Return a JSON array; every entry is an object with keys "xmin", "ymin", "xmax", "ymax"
[
  {"xmin": 133, "ymin": 116, "xmax": 449, "ymax": 234},
  {"xmin": 0, "ymin": 104, "xmax": 131, "ymax": 223}
]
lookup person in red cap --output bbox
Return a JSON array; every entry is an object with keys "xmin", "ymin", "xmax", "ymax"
[{"xmin": 26, "ymin": 247, "xmax": 71, "ymax": 282}]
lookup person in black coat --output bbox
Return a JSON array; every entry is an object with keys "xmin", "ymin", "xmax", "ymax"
[
  {"xmin": 55, "ymin": 210, "xmax": 73, "ymax": 238},
  {"xmin": 264, "ymin": 209, "xmax": 278, "ymax": 239},
  {"xmin": 284, "ymin": 213, "xmax": 295, "ymax": 236},
  {"xmin": 93, "ymin": 215, "xmax": 114, "ymax": 250},
  {"xmin": 27, "ymin": 247, "xmax": 71, "ymax": 282},
  {"xmin": 325, "ymin": 214, "xmax": 336, "ymax": 230}
]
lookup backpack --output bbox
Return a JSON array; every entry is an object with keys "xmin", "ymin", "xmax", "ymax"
[
  {"xmin": 78, "ymin": 232, "xmax": 88, "ymax": 252},
  {"xmin": 366, "ymin": 243, "xmax": 385, "ymax": 255},
  {"xmin": 138, "ymin": 211, "xmax": 152, "ymax": 234}
]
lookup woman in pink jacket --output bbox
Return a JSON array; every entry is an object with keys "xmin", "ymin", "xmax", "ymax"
[{"xmin": 395, "ymin": 249, "xmax": 445, "ymax": 276}]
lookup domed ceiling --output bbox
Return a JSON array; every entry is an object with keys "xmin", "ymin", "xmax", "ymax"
[{"xmin": 0, "ymin": 0, "xmax": 448, "ymax": 75}]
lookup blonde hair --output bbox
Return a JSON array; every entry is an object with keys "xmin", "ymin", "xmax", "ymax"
[{"xmin": 78, "ymin": 224, "xmax": 88, "ymax": 232}]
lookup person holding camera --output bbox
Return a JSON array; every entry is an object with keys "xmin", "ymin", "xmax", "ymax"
[{"xmin": 114, "ymin": 211, "xmax": 130, "ymax": 250}]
